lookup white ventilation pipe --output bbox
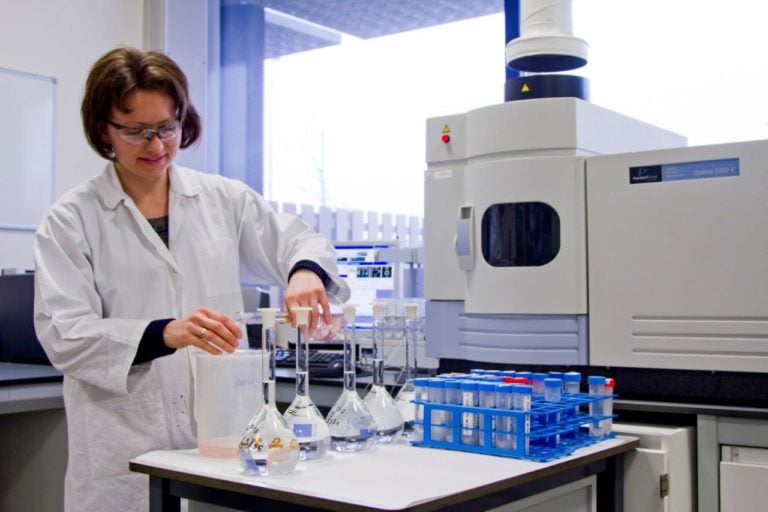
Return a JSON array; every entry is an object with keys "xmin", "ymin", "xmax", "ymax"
[{"xmin": 506, "ymin": 0, "xmax": 588, "ymax": 72}]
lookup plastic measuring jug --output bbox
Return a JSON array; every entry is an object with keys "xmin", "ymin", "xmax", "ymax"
[{"xmin": 194, "ymin": 349, "xmax": 265, "ymax": 457}]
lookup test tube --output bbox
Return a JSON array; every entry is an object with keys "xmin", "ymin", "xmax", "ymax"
[
  {"xmin": 531, "ymin": 373, "xmax": 547, "ymax": 395},
  {"xmin": 512, "ymin": 384, "xmax": 532, "ymax": 454},
  {"xmin": 548, "ymin": 371, "xmax": 564, "ymax": 383},
  {"xmin": 494, "ymin": 383, "xmax": 513, "ymax": 450},
  {"xmin": 603, "ymin": 378, "xmax": 615, "ymax": 436},
  {"xmin": 460, "ymin": 381, "xmax": 479, "ymax": 446},
  {"xmin": 478, "ymin": 381, "xmax": 496, "ymax": 447},
  {"xmin": 544, "ymin": 378, "xmax": 563, "ymax": 448},
  {"xmin": 563, "ymin": 371, "xmax": 581, "ymax": 394},
  {"xmin": 413, "ymin": 377, "xmax": 430, "ymax": 442},
  {"xmin": 426, "ymin": 379, "xmax": 446, "ymax": 442},
  {"xmin": 444, "ymin": 380, "xmax": 461, "ymax": 442},
  {"xmin": 587, "ymin": 376, "xmax": 606, "ymax": 438}
]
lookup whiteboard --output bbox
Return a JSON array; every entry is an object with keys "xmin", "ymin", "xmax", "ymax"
[{"xmin": 0, "ymin": 67, "xmax": 55, "ymax": 231}]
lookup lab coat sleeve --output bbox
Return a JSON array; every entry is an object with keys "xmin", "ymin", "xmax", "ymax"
[
  {"xmin": 33, "ymin": 203, "xmax": 149, "ymax": 395},
  {"xmin": 235, "ymin": 188, "xmax": 350, "ymax": 303}
]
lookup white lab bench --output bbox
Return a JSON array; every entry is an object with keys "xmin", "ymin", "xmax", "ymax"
[{"xmin": 130, "ymin": 436, "xmax": 637, "ymax": 511}]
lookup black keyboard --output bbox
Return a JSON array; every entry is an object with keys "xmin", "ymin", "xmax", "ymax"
[{"xmin": 274, "ymin": 349, "xmax": 350, "ymax": 378}]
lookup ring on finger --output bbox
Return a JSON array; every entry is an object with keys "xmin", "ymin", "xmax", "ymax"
[{"xmin": 198, "ymin": 327, "xmax": 208, "ymax": 338}]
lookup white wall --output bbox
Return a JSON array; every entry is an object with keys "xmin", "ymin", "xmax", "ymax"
[{"xmin": 0, "ymin": 0, "xmax": 144, "ymax": 269}]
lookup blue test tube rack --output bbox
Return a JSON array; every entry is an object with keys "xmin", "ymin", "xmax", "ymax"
[{"xmin": 411, "ymin": 387, "xmax": 617, "ymax": 462}]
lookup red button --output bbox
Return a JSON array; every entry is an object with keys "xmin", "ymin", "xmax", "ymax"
[{"xmin": 441, "ymin": 134, "xmax": 451, "ymax": 143}]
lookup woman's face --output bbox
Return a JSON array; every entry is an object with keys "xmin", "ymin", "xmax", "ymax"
[{"xmin": 104, "ymin": 89, "xmax": 181, "ymax": 183}]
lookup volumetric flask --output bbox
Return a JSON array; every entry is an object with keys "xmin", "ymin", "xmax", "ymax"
[
  {"xmin": 326, "ymin": 304, "xmax": 377, "ymax": 451},
  {"xmin": 363, "ymin": 302, "xmax": 404, "ymax": 443},
  {"xmin": 283, "ymin": 306, "xmax": 331, "ymax": 459},
  {"xmin": 238, "ymin": 309, "xmax": 299, "ymax": 476}
]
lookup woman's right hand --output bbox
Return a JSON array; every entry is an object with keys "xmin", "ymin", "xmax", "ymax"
[{"xmin": 162, "ymin": 306, "xmax": 242, "ymax": 354}]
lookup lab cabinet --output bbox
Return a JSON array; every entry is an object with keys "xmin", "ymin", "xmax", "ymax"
[
  {"xmin": 489, "ymin": 476, "xmax": 596, "ymax": 512},
  {"xmin": 720, "ymin": 446, "xmax": 768, "ymax": 512},
  {"xmin": 612, "ymin": 423, "xmax": 694, "ymax": 512}
]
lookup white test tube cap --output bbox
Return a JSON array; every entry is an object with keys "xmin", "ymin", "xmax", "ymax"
[
  {"xmin": 371, "ymin": 302, "xmax": 386, "ymax": 321},
  {"xmin": 291, "ymin": 306, "xmax": 312, "ymax": 327},
  {"xmin": 342, "ymin": 304, "xmax": 357, "ymax": 323},
  {"xmin": 404, "ymin": 303, "xmax": 418, "ymax": 320},
  {"xmin": 257, "ymin": 307, "xmax": 280, "ymax": 329}
]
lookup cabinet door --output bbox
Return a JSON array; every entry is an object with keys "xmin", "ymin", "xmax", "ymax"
[
  {"xmin": 624, "ymin": 448, "xmax": 668, "ymax": 512},
  {"xmin": 720, "ymin": 446, "xmax": 768, "ymax": 512}
]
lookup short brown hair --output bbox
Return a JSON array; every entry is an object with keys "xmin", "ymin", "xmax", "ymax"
[{"xmin": 81, "ymin": 46, "xmax": 201, "ymax": 159}]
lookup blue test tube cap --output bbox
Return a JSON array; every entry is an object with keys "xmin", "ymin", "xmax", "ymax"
[
  {"xmin": 500, "ymin": 370, "xmax": 517, "ymax": 378},
  {"xmin": 544, "ymin": 378, "xmax": 562, "ymax": 389},
  {"xmin": 511, "ymin": 384, "xmax": 533, "ymax": 395},
  {"xmin": 495, "ymin": 383, "xmax": 514, "ymax": 394},
  {"xmin": 414, "ymin": 378, "xmax": 430, "ymax": 387},
  {"xmin": 587, "ymin": 375, "xmax": 606, "ymax": 385},
  {"xmin": 444, "ymin": 380, "xmax": 461, "ymax": 390},
  {"xmin": 548, "ymin": 371, "xmax": 564, "ymax": 379},
  {"xmin": 478, "ymin": 381, "xmax": 496, "ymax": 392},
  {"xmin": 459, "ymin": 381, "xmax": 478, "ymax": 391},
  {"xmin": 563, "ymin": 371, "xmax": 581, "ymax": 382},
  {"xmin": 427, "ymin": 378, "xmax": 446, "ymax": 388},
  {"xmin": 531, "ymin": 372, "xmax": 548, "ymax": 382}
]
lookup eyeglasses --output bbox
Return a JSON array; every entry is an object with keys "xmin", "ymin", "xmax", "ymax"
[{"xmin": 107, "ymin": 119, "xmax": 181, "ymax": 144}]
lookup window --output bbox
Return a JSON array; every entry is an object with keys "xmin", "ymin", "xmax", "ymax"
[{"xmin": 263, "ymin": 14, "xmax": 505, "ymax": 216}]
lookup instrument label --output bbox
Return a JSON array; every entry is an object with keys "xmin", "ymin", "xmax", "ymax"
[{"xmin": 629, "ymin": 157, "xmax": 739, "ymax": 184}]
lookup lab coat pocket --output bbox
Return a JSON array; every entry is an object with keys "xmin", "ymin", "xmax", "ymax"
[
  {"xmin": 199, "ymin": 238, "xmax": 240, "ymax": 298},
  {"xmin": 85, "ymin": 389, "xmax": 170, "ymax": 480}
]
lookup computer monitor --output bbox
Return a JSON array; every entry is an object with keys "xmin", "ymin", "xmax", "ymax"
[
  {"xmin": 334, "ymin": 241, "xmax": 399, "ymax": 327},
  {"xmin": 0, "ymin": 273, "xmax": 51, "ymax": 365}
]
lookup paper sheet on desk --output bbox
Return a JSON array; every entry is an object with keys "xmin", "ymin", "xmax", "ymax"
[{"xmin": 132, "ymin": 438, "xmax": 631, "ymax": 510}]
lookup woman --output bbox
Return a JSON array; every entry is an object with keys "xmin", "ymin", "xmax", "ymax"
[{"xmin": 33, "ymin": 46, "xmax": 349, "ymax": 511}]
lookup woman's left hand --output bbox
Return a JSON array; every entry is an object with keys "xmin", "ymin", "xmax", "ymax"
[{"xmin": 283, "ymin": 269, "xmax": 331, "ymax": 337}]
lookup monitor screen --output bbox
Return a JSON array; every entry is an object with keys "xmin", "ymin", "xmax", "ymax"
[
  {"xmin": 334, "ymin": 241, "xmax": 398, "ymax": 325},
  {"xmin": 0, "ymin": 273, "xmax": 51, "ymax": 365}
]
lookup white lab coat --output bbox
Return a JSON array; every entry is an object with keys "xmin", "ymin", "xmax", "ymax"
[{"xmin": 33, "ymin": 163, "xmax": 349, "ymax": 511}]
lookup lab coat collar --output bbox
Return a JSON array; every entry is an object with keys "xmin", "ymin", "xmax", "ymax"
[
  {"xmin": 94, "ymin": 162, "xmax": 202, "ymax": 210},
  {"xmin": 93, "ymin": 162, "xmax": 203, "ymax": 274}
]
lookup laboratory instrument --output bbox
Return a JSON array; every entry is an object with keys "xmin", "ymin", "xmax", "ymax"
[
  {"xmin": 394, "ymin": 302, "xmax": 420, "ymax": 439},
  {"xmin": 363, "ymin": 302, "xmax": 404, "ymax": 443},
  {"xmin": 194, "ymin": 346, "xmax": 263, "ymax": 458},
  {"xmin": 423, "ymin": 0, "xmax": 768, "ymax": 377},
  {"xmin": 238, "ymin": 309, "xmax": 299, "ymax": 475},
  {"xmin": 325, "ymin": 304, "xmax": 377, "ymax": 452},
  {"xmin": 283, "ymin": 306, "xmax": 331, "ymax": 459}
]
